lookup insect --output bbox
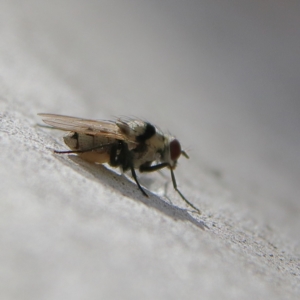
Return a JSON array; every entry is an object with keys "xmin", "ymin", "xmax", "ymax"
[{"xmin": 39, "ymin": 113, "xmax": 200, "ymax": 213}]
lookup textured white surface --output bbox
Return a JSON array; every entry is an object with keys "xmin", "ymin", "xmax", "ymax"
[{"xmin": 0, "ymin": 1, "xmax": 300, "ymax": 299}]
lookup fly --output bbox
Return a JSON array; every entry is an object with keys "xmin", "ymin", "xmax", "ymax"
[{"xmin": 39, "ymin": 113, "xmax": 200, "ymax": 213}]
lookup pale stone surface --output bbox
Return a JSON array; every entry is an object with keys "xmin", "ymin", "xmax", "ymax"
[{"xmin": 0, "ymin": 1, "xmax": 299, "ymax": 299}]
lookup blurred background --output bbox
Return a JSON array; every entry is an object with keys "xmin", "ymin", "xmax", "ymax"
[{"xmin": 1, "ymin": 0, "xmax": 300, "ymax": 241}]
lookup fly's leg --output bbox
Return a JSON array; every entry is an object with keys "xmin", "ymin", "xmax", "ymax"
[
  {"xmin": 140, "ymin": 162, "xmax": 200, "ymax": 213},
  {"xmin": 139, "ymin": 162, "xmax": 169, "ymax": 173},
  {"xmin": 110, "ymin": 141, "xmax": 148, "ymax": 197},
  {"xmin": 170, "ymin": 168, "xmax": 200, "ymax": 213},
  {"xmin": 130, "ymin": 165, "xmax": 148, "ymax": 197},
  {"xmin": 54, "ymin": 144, "xmax": 112, "ymax": 154}
]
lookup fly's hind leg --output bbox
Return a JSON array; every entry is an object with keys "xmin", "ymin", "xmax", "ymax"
[{"xmin": 54, "ymin": 144, "xmax": 111, "ymax": 154}]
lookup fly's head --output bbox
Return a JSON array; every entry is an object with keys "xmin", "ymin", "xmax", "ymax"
[{"xmin": 163, "ymin": 137, "xmax": 189, "ymax": 169}]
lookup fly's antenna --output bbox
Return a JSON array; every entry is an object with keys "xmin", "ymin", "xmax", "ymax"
[{"xmin": 181, "ymin": 150, "xmax": 189, "ymax": 159}]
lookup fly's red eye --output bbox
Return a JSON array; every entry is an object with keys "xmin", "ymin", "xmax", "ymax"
[{"xmin": 170, "ymin": 139, "xmax": 181, "ymax": 161}]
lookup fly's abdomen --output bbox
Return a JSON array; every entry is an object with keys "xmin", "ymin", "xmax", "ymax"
[{"xmin": 63, "ymin": 132, "xmax": 115, "ymax": 164}]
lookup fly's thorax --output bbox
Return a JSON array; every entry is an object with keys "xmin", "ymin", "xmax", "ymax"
[
  {"xmin": 133, "ymin": 131, "xmax": 181, "ymax": 168},
  {"xmin": 117, "ymin": 119, "xmax": 157, "ymax": 144},
  {"xmin": 117, "ymin": 119, "xmax": 148, "ymax": 140}
]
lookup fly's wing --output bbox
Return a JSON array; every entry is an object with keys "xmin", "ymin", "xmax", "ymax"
[{"xmin": 39, "ymin": 113, "xmax": 129, "ymax": 141}]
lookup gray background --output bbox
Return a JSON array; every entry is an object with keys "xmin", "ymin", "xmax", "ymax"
[{"xmin": 0, "ymin": 1, "xmax": 299, "ymax": 299}]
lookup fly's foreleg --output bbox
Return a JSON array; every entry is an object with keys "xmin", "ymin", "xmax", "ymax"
[
  {"xmin": 140, "ymin": 162, "xmax": 200, "ymax": 213},
  {"xmin": 170, "ymin": 168, "xmax": 200, "ymax": 213}
]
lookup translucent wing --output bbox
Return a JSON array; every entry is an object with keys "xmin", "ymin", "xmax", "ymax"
[{"xmin": 39, "ymin": 113, "xmax": 128, "ymax": 141}]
